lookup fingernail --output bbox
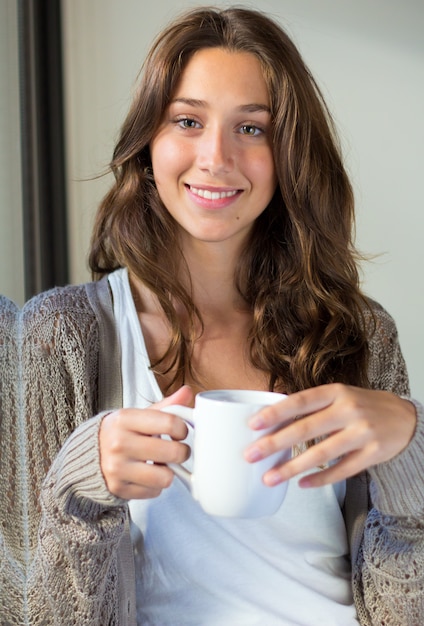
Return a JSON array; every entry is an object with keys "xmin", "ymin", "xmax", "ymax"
[
  {"xmin": 248, "ymin": 414, "xmax": 265, "ymax": 430},
  {"xmin": 264, "ymin": 471, "xmax": 282, "ymax": 486},
  {"xmin": 244, "ymin": 447, "xmax": 263, "ymax": 462}
]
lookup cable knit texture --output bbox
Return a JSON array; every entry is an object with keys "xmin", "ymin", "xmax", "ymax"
[{"xmin": 1, "ymin": 282, "xmax": 423, "ymax": 625}]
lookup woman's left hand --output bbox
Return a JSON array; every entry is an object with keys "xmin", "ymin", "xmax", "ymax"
[{"xmin": 244, "ymin": 383, "xmax": 417, "ymax": 488}]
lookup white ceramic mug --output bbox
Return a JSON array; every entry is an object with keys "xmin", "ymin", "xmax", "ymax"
[{"xmin": 162, "ymin": 389, "xmax": 291, "ymax": 518}]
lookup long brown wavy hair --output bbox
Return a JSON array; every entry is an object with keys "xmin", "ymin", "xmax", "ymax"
[{"xmin": 89, "ymin": 6, "xmax": 372, "ymax": 394}]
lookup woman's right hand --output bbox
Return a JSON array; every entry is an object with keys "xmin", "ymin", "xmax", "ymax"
[{"xmin": 99, "ymin": 386, "xmax": 193, "ymax": 500}]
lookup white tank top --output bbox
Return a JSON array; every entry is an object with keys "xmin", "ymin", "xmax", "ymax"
[{"xmin": 108, "ymin": 268, "xmax": 358, "ymax": 626}]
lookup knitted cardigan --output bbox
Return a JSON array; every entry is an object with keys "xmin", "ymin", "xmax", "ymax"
[{"xmin": 3, "ymin": 278, "xmax": 423, "ymax": 625}]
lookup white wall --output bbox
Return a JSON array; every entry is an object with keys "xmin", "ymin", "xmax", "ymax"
[
  {"xmin": 61, "ymin": 0, "xmax": 424, "ymax": 399},
  {"xmin": 0, "ymin": 0, "xmax": 25, "ymax": 306}
]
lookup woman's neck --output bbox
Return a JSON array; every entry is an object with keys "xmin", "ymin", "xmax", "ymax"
[{"xmin": 177, "ymin": 238, "xmax": 248, "ymax": 316}]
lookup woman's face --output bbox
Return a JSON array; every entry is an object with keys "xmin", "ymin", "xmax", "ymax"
[{"xmin": 150, "ymin": 47, "xmax": 277, "ymax": 253}]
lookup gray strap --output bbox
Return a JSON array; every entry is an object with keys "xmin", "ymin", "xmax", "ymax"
[
  {"xmin": 344, "ymin": 472, "xmax": 370, "ymax": 567},
  {"xmin": 85, "ymin": 276, "xmax": 123, "ymax": 411},
  {"xmin": 85, "ymin": 277, "xmax": 135, "ymax": 624}
]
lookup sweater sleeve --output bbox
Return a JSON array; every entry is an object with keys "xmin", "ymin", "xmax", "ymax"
[
  {"xmin": 22, "ymin": 286, "xmax": 134, "ymax": 625},
  {"xmin": 28, "ymin": 414, "xmax": 134, "ymax": 625},
  {"xmin": 354, "ymin": 302, "xmax": 424, "ymax": 625}
]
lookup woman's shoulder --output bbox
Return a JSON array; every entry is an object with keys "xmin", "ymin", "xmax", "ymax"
[
  {"xmin": 21, "ymin": 282, "xmax": 101, "ymax": 346},
  {"xmin": 361, "ymin": 296, "xmax": 401, "ymax": 340},
  {"xmin": 23, "ymin": 281, "xmax": 91, "ymax": 311},
  {"xmin": 362, "ymin": 296, "xmax": 409, "ymax": 394},
  {"xmin": 22, "ymin": 278, "xmax": 113, "ymax": 321}
]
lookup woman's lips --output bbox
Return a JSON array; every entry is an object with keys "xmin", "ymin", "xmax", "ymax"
[
  {"xmin": 186, "ymin": 184, "xmax": 242, "ymax": 207},
  {"xmin": 189, "ymin": 185, "xmax": 239, "ymax": 200}
]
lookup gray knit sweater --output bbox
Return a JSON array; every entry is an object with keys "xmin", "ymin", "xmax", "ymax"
[{"xmin": 2, "ymin": 279, "xmax": 423, "ymax": 624}]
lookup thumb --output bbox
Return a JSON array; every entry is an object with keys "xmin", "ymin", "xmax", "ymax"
[{"xmin": 153, "ymin": 385, "xmax": 195, "ymax": 410}]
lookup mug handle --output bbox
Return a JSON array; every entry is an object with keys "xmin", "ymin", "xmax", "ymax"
[{"xmin": 159, "ymin": 405, "xmax": 195, "ymax": 491}]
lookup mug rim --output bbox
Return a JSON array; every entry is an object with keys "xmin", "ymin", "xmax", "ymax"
[{"xmin": 197, "ymin": 389, "xmax": 286, "ymax": 405}]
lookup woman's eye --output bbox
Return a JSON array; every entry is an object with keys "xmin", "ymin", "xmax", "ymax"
[
  {"xmin": 177, "ymin": 118, "xmax": 200, "ymax": 129},
  {"xmin": 240, "ymin": 124, "xmax": 262, "ymax": 136}
]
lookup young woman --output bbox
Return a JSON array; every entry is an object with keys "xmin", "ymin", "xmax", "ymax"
[{"xmin": 20, "ymin": 7, "xmax": 423, "ymax": 625}]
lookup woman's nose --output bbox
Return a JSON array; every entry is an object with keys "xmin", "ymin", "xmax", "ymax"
[{"xmin": 196, "ymin": 127, "xmax": 234, "ymax": 176}]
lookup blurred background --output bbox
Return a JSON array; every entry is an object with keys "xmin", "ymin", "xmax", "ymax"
[{"xmin": 1, "ymin": 0, "xmax": 423, "ymax": 398}]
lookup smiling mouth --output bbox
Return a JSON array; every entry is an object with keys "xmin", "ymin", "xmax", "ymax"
[{"xmin": 188, "ymin": 185, "xmax": 239, "ymax": 200}]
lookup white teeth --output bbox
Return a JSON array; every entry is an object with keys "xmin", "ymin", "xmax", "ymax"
[{"xmin": 190, "ymin": 186, "xmax": 238, "ymax": 200}]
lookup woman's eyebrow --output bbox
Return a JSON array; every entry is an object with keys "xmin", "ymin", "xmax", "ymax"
[
  {"xmin": 171, "ymin": 97, "xmax": 271, "ymax": 114},
  {"xmin": 238, "ymin": 103, "xmax": 271, "ymax": 114}
]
